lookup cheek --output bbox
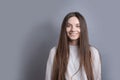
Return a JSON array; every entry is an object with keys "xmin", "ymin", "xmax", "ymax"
[
  {"xmin": 66, "ymin": 28, "xmax": 71, "ymax": 37},
  {"xmin": 66, "ymin": 28, "xmax": 71, "ymax": 33},
  {"xmin": 78, "ymin": 28, "xmax": 81, "ymax": 32}
]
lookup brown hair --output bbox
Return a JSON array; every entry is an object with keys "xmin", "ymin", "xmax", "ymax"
[{"xmin": 51, "ymin": 12, "xmax": 94, "ymax": 80}]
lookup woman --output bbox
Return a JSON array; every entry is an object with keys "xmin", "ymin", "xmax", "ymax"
[{"xmin": 45, "ymin": 12, "xmax": 101, "ymax": 80}]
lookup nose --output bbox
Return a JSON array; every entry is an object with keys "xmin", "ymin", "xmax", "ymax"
[{"xmin": 71, "ymin": 26, "xmax": 76, "ymax": 31}]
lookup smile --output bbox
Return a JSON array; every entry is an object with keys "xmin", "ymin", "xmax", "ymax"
[{"xmin": 69, "ymin": 32, "xmax": 79, "ymax": 35}]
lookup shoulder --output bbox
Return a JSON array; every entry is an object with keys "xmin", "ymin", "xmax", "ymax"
[
  {"xmin": 90, "ymin": 46, "xmax": 101, "ymax": 62},
  {"xmin": 90, "ymin": 46, "xmax": 99, "ymax": 56},
  {"xmin": 49, "ymin": 46, "xmax": 57, "ymax": 56},
  {"xmin": 47, "ymin": 46, "xmax": 57, "ymax": 64}
]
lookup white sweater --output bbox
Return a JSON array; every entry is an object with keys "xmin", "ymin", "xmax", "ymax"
[{"xmin": 45, "ymin": 45, "xmax": 101, "ymax": 80}]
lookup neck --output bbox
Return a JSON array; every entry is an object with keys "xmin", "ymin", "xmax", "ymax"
[{"xmin": 69, "ymin": 40, "xmax": 78, "ymax": 45}]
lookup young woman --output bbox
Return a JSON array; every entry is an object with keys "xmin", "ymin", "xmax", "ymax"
[{"xmin": 45, "ymin": 12, "xmax": 101, "ymax": 80}]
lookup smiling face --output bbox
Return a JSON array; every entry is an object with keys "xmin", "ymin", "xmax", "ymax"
[{"xmin": 66, "ymin": 16, "xmax": 81, "ymax": 44}]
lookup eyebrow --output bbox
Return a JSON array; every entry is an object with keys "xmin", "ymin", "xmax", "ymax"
[{"xmin": 67, "ymin": 22, "xmax": 80, "ymax": 25}]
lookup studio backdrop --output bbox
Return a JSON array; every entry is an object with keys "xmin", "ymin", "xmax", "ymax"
[{"xmin": 0, "ymin": 0, "xmax": 120, "ymax": 80}]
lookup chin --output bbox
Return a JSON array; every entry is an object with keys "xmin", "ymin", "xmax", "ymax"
[
  {"xmin": 69, "ymin": 37, "xmax": 79, "ymax": 41},
  {"xmin": 70, "ymin": 39, "xmax": 78, "ymax": 41}
]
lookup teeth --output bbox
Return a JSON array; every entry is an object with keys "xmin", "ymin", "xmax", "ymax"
[
  {"xmin": 70, "ymin": 33, "xmax": 78, "ymax": 35},
  {"xmin": 71, "ymin": 33, "xmax": 76, "ymax": 34},
  {"xmin": 70, "ymin": 32, "xmax": 77, "ymax": 34}
]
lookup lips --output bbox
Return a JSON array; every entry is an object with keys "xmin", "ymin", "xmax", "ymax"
[
  {"xmin": 69, "ymin": 32, "xmax": 79, "ymax": 36},
  {"xmin": 70, "ymin": 32, "xmax": 78, "ymax": 34}
]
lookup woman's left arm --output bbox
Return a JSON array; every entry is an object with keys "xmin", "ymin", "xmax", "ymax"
[{"xmin": 91, "ymin": 47, "xmax": 102, "ymax": 80}]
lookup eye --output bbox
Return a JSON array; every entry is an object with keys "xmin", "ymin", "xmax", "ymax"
[
  {"xmin": 66, "ymin": 23, "xmax": 71, "ymax": 28},
  {"xmin": 76, "ymin": 23, "xmax": 80, "ymax": 27},
  {"xmin": 76, "ymin": 25, "xmax": 80, "ymax": 28}
]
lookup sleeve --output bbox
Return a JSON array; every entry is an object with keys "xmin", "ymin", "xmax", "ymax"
[
  {"xmin": 45, "ymin": 47, "xmax": 56, "ymax": 80},
  {"xmin": 90, "ymin": 47, "xmax": 102, "ymax": 80}
]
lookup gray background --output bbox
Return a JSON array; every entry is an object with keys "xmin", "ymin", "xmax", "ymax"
[{"xmin": 0, "ymin": 0, "xmax": 120, "ymax": 80}]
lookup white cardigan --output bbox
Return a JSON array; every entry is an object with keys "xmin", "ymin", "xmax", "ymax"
[{"xmin": 45, "ymin": 45, "xmax": 101, "ymax": 80}]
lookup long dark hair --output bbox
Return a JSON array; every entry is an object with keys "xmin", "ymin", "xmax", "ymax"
[{"xmin": 52, "ymin": 12, "xmax": 94, "ymax": 80}]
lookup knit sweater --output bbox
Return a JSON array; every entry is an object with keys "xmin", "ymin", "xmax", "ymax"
[{"xmin": 45, "ymin": 45, "xmax": 101, "ymax": 80}]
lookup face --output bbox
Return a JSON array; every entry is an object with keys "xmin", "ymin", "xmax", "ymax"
[{"xmin": 66, "ymin": 16, "xmax": 81, "ymax": 41}]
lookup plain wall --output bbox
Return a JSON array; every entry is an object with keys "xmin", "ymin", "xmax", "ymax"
[{"xmin": 0, "ymin": 0, "xmax": 120, "ymax": 80}]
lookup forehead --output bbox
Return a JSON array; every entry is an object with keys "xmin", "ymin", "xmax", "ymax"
[{"xmin": 67, "ymin": 16, "xmax": 80, "ymax": 24}]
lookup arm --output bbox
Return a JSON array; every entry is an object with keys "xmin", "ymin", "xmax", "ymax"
[
  {"xmin": 91, "ymin": 47, "xmax": 102, "ymax": 80},
  {"xmin": 45, "ymin": 47, "xmax": 56, "ymax": 80}
]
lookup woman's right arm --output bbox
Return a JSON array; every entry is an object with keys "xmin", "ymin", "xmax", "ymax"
[{"xmin": 45, "ymin": 47, "xmax": 56, "ymax": 80}]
